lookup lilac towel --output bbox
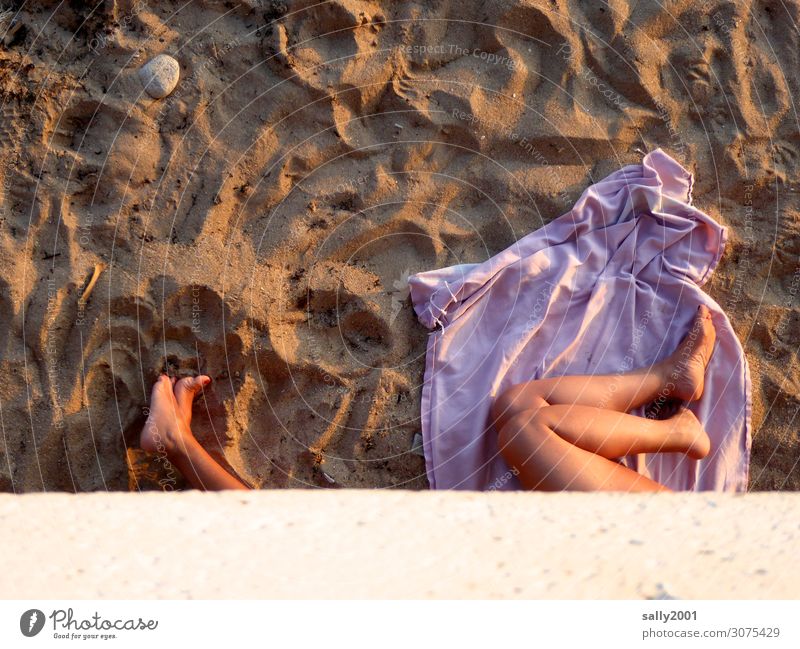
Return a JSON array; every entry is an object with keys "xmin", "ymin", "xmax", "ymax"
[{"xmin": 409, "ymin": 149, "xmax": 751, "ymax": 492}]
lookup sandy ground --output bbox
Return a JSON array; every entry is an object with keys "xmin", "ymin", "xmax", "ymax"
[{"xmin": 0, "ymin": 0, "xmax": 797, "ymax": 492}]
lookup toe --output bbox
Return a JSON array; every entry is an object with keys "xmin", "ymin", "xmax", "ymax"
[
  {"xmin": 174, "ymin": 375, "xmax": 211, "ymax": 414},
  {"xmin": 154, "ymin": 374, "xmax": 172, "ymax": 395}
]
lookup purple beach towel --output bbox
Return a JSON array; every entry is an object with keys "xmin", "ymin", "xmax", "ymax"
[{"xmin": 409, "ymin": 149, "xmax": 751, "ymax": 492}]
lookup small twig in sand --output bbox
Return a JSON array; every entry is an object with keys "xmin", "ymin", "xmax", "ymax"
[{"xmin": 78, "ymin": 263, "xmax": 105, "ymax": 308}]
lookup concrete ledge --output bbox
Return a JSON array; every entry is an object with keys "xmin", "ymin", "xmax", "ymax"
[{"xmin": 0, "ymin": 491, "xmax": 796, "ymax": 599}]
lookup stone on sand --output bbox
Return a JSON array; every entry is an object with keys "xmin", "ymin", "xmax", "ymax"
[{"xmin": 138, "ymin": 54, "xmax": 180, "ymax": 99}]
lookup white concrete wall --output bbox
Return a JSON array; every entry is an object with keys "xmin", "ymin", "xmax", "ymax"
[{"xmin": 0, "ymin": 491, "xmax": 796, "ymax": 599}]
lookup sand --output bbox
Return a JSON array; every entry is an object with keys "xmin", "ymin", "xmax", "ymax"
[{"xmin": 0, "ymin": 0, "xmax": 797, "ymax": 492}]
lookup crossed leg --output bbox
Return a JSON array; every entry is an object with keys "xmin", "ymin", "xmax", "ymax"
[
  {"xmin": 140, "ymin": 375, "xmax": 251, "ymax": 490},
  {"xmin": 491, "ymin": 305, "xmax": 717, "ymax": 492}
]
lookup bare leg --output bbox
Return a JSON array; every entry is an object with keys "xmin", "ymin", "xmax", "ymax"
[
  {"xmin": 492, "ymin": 307, "xmax": 717, "ymax": 492},
  {"xmin": 534, "ymin": 404, "xmax": 709, "ymax": 459},
  {"xmin": 141, "ymin": 375, "xmax": 251, "ymax": 491},
  {"xmin": 491, "ymin": 305, "xmax": 717, "ymax": 431},
  {"xmin": 498, "ymin": 410, "xmax": 670, "ymax": 492}
]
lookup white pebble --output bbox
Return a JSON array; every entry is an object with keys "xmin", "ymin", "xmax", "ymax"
[{"xmin": 138, "ymin": 54, "xmax": 180, "ymax": 99}]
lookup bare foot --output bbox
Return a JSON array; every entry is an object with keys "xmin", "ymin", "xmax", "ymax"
[
  {"xmin": 669, "ymin": 406, "xmax": 711, "ymax": 460},
  {"xmin": 140, "ymin": 375, "xmax": 210, "ymax": 455},
  {"xmin": 664, "ymin": 305, "xmax": 717, "ymax": 402}
]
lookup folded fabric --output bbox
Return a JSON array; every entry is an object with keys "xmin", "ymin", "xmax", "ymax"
[{"xmin": 409, "ymin": 149, "xmax": 751, "ymax": 491}]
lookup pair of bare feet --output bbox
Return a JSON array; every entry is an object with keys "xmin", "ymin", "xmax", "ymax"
[
  {"xmin": 140, "ymin": 374, "xmax": 211, "ymax": 456},
  {"xmin": 140, "ymin": 373, "xmax": 250, "ymax": 489},
  {"xmin": 651, "ymin": 304, "xmax": 717, "ymax": 460}
]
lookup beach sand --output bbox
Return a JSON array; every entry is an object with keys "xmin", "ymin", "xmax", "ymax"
[{"xmin": 0, "ymin": 0, "xmax": 797, "ymax": 492}]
